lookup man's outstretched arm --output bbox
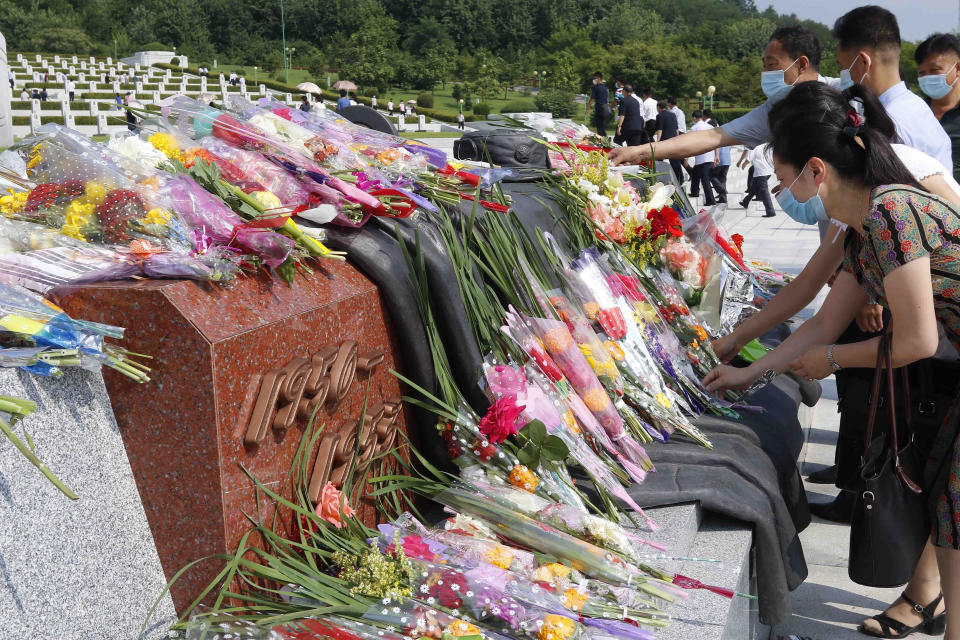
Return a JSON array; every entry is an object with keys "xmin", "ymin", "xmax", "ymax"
[{"xmin": 609, "ymin": 126, "xmax": 736, "ymax": 165}]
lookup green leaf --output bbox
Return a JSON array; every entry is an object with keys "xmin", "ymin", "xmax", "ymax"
[
  {"xmin": 515, "ymin": 443, "xmax": 539, "ymax": 468},
  {"xmin": 519, "ymin": 419, "xmax": 546, "ymax": 445},
  {"xmin": 540, "ymin": 435, "xmax": 570, "ymax": 462}
]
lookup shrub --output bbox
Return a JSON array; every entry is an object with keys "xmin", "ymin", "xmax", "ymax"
[
  {"xmin": 472, "ymin": 102, "xmax": 491, "ymax": 117},
  {"xmin": 535, "ymin": 89, "xmax": 576, "ymax": 118},
  {"xmin": 416, "ymin": 93, "xmax": 434, "ymax": 109},
  {"xmin": 170, "ymin": 57, "xmax": 180, "ymax": 67},
  {"xmin": 363, "ymin": 86, "xmax": 380, "ymax": 97},
  {"xmin": 499, "ymin": 99, "xmax": 537, "ymax": 113}
]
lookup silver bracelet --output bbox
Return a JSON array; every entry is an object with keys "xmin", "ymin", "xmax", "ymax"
[
  {"xmin": 827, "ymin": 344, "xmax": 842, "ymax": 372},
  {"xmin": 745, "ymin": 368, "xmax": 776, "ymax": 394}
]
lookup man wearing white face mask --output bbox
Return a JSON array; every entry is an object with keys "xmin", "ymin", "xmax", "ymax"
[
  {"xmin": 834, "ymin": 6, "xmax": 952, "ymax": 173},
  {"xmin": 916, "ymin": 33, "xmax": 960, "ymax": 183},
  {"xmin": 609, "ymin": 26, "xmax": 836, "ymax": 166}
]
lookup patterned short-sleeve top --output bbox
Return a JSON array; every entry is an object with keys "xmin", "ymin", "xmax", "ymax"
[{"xmin": 842, "ymin": 185, "xmax": 960, "ymax": 350}]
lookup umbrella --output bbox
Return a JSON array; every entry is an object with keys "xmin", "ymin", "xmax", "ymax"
[
  {"xmin": 297, "ymin": 82, "xmax": 321, "ymax": 93},
  {"xmin": 332, "ymin": 80, "xmax": 357, "ymax": 91},
  {"xmin": 407, "ymin": 99, "xmax": 417, "ymax": 103}
]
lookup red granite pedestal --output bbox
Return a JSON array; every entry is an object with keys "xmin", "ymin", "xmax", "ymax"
[{"xmin": 54, "ymin": 262, "xmax": 408, "ymax": 614}]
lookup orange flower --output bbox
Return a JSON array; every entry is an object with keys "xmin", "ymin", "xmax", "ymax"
[
  {"xmin": 582, "ymin": 388, "xmax": 611, "ymax": 412},
  {"xmin": 539, "ymin": 614, "xmax": 577, "ymax": 640},
  {"xmin": 535, "ymin": 562, "xmax": 571, "ymax": 585},
  {"xmin": 562, "ymin": 411, "xmax": 580, "ymax": 434},
  {"xmin": 544, "ymin": 326, "xmax": 573, "ymax": 352},
  {"xmin": 693, "ymin": 325, "xmax": 708, "ymax": 341},
  {"xmin": 509, "ymin": 464, "xmax": 539, "ymax": 492},
  {"xmin": 446, "ymin": 621, "xmax": 482, "ymax": 637},
  {"xmin": 604, "ymin": 340, "xmax": 625, "ymax": 361},
  {"xmin": 582, "ymin": 301, "xmax": 600, "ymax": 320},
  {"xmin": 316, "ymin": 482, "xmax": 355, "ymax": 528},
  {"xmin": 181, "ymin": 147, "xmax": 214, "ymax": 169},
  {"xmin": 562, "ymin": 588, "xmax": 589, "ymax": 611}
]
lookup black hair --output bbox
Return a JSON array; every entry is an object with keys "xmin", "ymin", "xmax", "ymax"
[
  {"xmin": 593, "ymin": 71, "xmax": 602, "ymax": 78},
  {"xmin": 667, "ymin": 96, "xmax": 677, "ymax": 105},
  {"xmin": 916, "ymin": 33, "xmax": 960, "ymax": 64},
  {"xmin": 833, "ymin": 5, "xmax": 900, "ymax": 52},
  {"xmin": 703, "ymin": 108, "xmax": 713, "ymax": 118},
  {"xmin": 642, "ymin": 87, "xmax": 652, "ymax": 95},
  {"xmin": 767, "ymin": 81, "xmax": 918, "ymax": 188},
  {"xmin": 769, "ymin": 26, "xmax": 823, "ymax": 69},
  {"xmin": 623, "ymin": 84, "xmax": 634, "ymax": 93},
  {"xmin": 339, "ymin": 89, "xmax": 346, "ymax": 97},
  {"xmin": 657, "ymin": 100, "xmax": 668, "ymax": 110},
  {"xmin": 691, "ymin": 109, "xmax": 703, "ymax": 119}
]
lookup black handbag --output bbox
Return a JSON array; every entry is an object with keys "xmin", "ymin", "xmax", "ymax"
[{"xmin": 849, "ymin": 332, "xmax": 929, "ymax": 587}]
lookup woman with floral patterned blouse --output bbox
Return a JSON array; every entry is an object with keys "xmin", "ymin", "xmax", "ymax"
[{"xmin": 703, "ymin": 82, "xmax": 960, "ymax": 640}]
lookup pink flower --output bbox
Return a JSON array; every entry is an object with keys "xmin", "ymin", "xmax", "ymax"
[
  {"xmin": 479, "ymin": 397, "xmax": 525, "ymax": 444},
  {"xmin": 487, "ymin": 364, "xmax": 527, "ymax": 397},
  {"xmin": 387, "ymin": 534, "xmax": 435, "ymax": 561},
  {"xmin": 316, "ymin": 482, "xmax": 355, "ymax": 528}
]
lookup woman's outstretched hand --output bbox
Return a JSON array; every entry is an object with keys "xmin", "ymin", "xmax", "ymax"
[{"xmin": 701, "ymin": 364, "xmax": 756, "ymax": 394}]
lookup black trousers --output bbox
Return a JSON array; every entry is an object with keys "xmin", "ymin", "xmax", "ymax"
[
  {"xmin": 622, "ymin": 129, "xmax": 645, "ymax": 146},
  {"xmin": 594, "ymin": 106, "xmax": 608, "ymax": 136},
  {"xmin": 669, "ymin": 158, "xmax": 685, "ymax": 185},
  {"xmin": 710, "ymin": 164, "xmax": 729, "ymax": 203},
  {"xmin": 689, "ymin": 163, "xmax": 715, "ymax": 205},
  {"xmin": 743, "ymin": 175, "xmax": 775, "ymax": 216}
]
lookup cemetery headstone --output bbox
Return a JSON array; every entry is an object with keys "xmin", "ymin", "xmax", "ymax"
[
  {"xmin": 259, "ymin": 83, "xmax": 266, "ymax": 96},
  {"xmin": 35, "ymin": 54, "xmax": 41, "ymax": 62},
  {"xmin": 106, "ymin": 57, "xmax": 112, "ymax": 65},
  {"xmin": 88, "ymin": 81, "xmax": 96, "ymax": 91},
  {"xmin": 221, "ymin": 86, "xmax": 228, "ymax": 104},
  {"xmin": 112, "ymin": 81, "xmax": 120, "ymax": 93},
  {"xmin": 89, "ymin": 101, "xmax": 98, "ymax": 117},
  {"xmin": 16, "ymin": 53, "xmax": 22, "ymax": 62},
  {"xmin": 398, "ymin": 114, "xmax": 405, "ymax": 130},
  {"xmin": 80, "ymin": 60, "xmax": 86, "ymax": 70},
  {"xmin": 96, "ymin": 113, "xmax": 107, "ymax": 135},
  {"xmin": 0, "ymin": 368, "xmax": 177, "ymax": 640},
  {"xmin": 78, "ymin": 72, "xmax": 84, "ymax": 83},
  {"xmin": 200, "ymin": 77, "xmax": 207, "ymax": 92},
  {"xmin": 71, "ymin": 54, "xmax": 77, "ymax": 64},
  {"xmin": 285, "ymin": 92, "xmax": 292, "ymax": 104},
  {"xmin": 29, "ymin": 101, "xmax": 41, "ymax": 134},
  {"xmin": 89, "ymin": 56, "xmax": 95, "ymax": 64},
  {"xmin": 418, "ymin": 114, "xmax": 426, "ymax": 131},
  {"xmin": 0, "ymin": 31, "xmax": 11, "ymax": 147},
  {"xmin": 68, "ymin": 66, "xmax": 75, "ymax": 75},
  {"xmin": 53, "ymin": 55, "xmax": 60, "ymax": 64},
  {"xmin": 153, "ymin": 90, "xmax": 160, "ymax": 104}
]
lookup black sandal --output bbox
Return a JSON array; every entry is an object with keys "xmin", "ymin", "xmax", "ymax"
[{"xmin": 859, "ymin": 591, "xmax": 947, "ymax": 638}]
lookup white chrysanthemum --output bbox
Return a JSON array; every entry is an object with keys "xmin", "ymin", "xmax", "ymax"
[{"xmin": 107, "ymin": 135, "xmax": 166, "ymax": 168}]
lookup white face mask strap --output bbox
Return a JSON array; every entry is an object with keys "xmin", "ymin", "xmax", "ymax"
[{"xmin": 784, "ymin": 58, "xmax": 800, "ymax": 85}]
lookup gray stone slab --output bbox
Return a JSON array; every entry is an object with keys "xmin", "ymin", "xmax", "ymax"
[{"xmin": 0, "ymin": 368, "xmax": 175, "ymax": 639}]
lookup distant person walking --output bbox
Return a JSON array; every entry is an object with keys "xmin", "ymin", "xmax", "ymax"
[
  {"xmin": 585, "ymin": 71, "xmax": 611, "ymax": 137},
  {"xmin": 67, "ymin": 79, "xmax": 75, "ymax": 102},
  {"xmin": 616, "ymin": 85, "xmax": 645, "ymax": 146},
  {"xmin": 20, "ymin": 88, "xmax": 29, "ymax": 101},
  {"xmin": 300, "ymin": 95, "xmax": 311, "ymax": 112},
  {"xmin": 457, "ymin": 112, "xmax": 465, "ymax": 130},
  {"xmin": 114, "ymin": 92, "xmax": 123, "ymax": 110},
  {"xmin": 667, "ymin": 97, "xmax": 686, "ymax": 133},
  {"xmin": 371, "ymin": 95, "xmax": 378, "ymax": 109},
  {"xmin": 654, "ymin": 101, "xmax": 683, "ymax": 184},
  {"xmin": 738, "ymin": 143, "xmax": 776, "ymax": 217},
  {"xmin": 336, "ymin": 90, "xmax": 350, "ymax": 111},
  {"xmin": 388, "ymin": 99, "xmax": 394, "ymax": 115},
  {"xmin": 399, "ymin": 101, "xmax": 406, "ymax": 117},
  {"xmin": 711, "ymin": 144, "xmax": 732, "ymax": 204},
  {"xmin": 40, "ymin": 88, "xmax": 47, "ymax": 102},
  {"xmin": 688, "ymin": 110, "xmax": 717, "ymax": 205},
  {"xmin": 8, "ymin": 69, "xmax": 14, "ymax": 90},
  {"xmin": 641, "ymin": 88, "xmax": 658, "ymax": 140}
]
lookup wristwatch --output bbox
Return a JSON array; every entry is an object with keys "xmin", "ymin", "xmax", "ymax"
[
  {"xmin": 745, "ymin": 368, "xmax": 776, "ymax": 394},
  {"xmin": 827, "ymin": 344, "xmax": 842, "ymax": 372}
]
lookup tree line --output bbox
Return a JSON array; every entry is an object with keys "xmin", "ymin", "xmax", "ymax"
[{"xmin": 2, "ymin": 0, "xmax": 880, "ymax": 108}]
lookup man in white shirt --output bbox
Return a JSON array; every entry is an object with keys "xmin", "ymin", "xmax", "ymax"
[
  {"xmin": 833, "ymin": 6, "xmax": 952, "ymax": 172},
  {"xmin": 371, "ymin": 95, "xmax": 377, "ymax": 108},
  {"xmin": 388, "ymin": 99, "xmax": 394, "ymax": 115},
  {"xmin": 737, "ymin": 144, "xmax": 776, "ymax": 217},
  {"xmin": 688, "ymin": 111, "xmax": 718, "ymax": 205},
  {"xmin": 667, "ymin": 97, "xmax": 686, "ymax": 133},
  {"xmin": 20, "ymin": 89, "xmax": 29, "ymax": 101},
  {"xmin": 66, "ymin": 79, "xmax": 75, "ymax": 102},
  {"xmin": 640, "ymin": 88, "xmax": 658, "ymax": 139}
]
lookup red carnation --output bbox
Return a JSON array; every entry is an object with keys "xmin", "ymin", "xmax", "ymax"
[{"xmin": 478, "ymin": 397, "xmax": 525, "ymax": 444}]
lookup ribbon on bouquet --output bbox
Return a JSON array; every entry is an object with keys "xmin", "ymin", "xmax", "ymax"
[{"xmin": 671, "ymin": 573, "xmax": 757, "ymax": 600}]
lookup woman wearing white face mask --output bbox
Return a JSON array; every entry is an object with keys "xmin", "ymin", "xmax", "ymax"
[{"xmin": 704, "ymin": 81, "xmax": 960, "ymax": 640}]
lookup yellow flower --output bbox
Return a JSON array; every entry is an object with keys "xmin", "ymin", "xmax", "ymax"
[
  {"xmin": 26, "ymin": 143, "xmax": 43, "ymax": 170},
  {"xmin": 484, "ymin": 544, "xmax": 515, "ymax": 569},
  {"xmin": 143, "ymin": 208, "xmax": 172, "ymax": 226},
  {"xmin": 376, "ymin": 148, "xmax": 400, "ymax": 165},
  {"xmin": 509, "ymin": 464, "xmax": 539, "ymax": 493},
  {"xmin": 148, "ymin": 132, "xmax": 181, "ymax": 161},
  {"xmin": 655, "ymin": 393, "xmax": 672, "ymax": 409},
  {"xmin": 249, "ymin": 190, "xmax": 282, "ymax": 211},
  {"xmin": 582, "ymin": 301, "xmax": 600, "ymax": 320},
  {"xmin": 562, "ymin": 411, "xmax": 580, "ymax": 434},
  {"xmin": 633, "ymin": 301, "xmax": 658, "ymax": 324},
  {"xmin": 535, "ymin": 562, "xmax": 571, "ymax": 584},
  {"xmin": 62, "ymin": 200, "xmax": 95, "ymax": 240},
  {"xmin": 539, "ymin": 614, "xmax": 577, "ymax": 640},
  {"xmin": 582, "ymin": 388, "xmax": 611, "ymax": 412},
  {"xmin": 445, "ymin": 621, "xmax": 482, "ymax": 637},
  {"xmin": 562, "ymin": 588, "xmax": 589, "ymax": 612},
  {"xmin": 0, "ymin": 189, "xmax": 28, "ymax": 215},
  {"xmin": 693, "ymin": 325, "xmax": 708, "ymax": 341},
  {"xmin": 80, "ymin": 181, "xmax": 108, "ymax": 206}
]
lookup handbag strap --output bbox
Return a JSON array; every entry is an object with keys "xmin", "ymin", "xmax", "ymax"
[
  {"xmin": 882, "ymin": 333, "xmax": 923, "ymax": 494},
  {"xmin": 862, "ymin": 332, "xmax": 891, "ymax": 461}
]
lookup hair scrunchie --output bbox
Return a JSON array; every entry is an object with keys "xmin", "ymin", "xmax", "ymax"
[{"xmin": 842, "ymin": 97, "xmax": 866, "ymax": 138}]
